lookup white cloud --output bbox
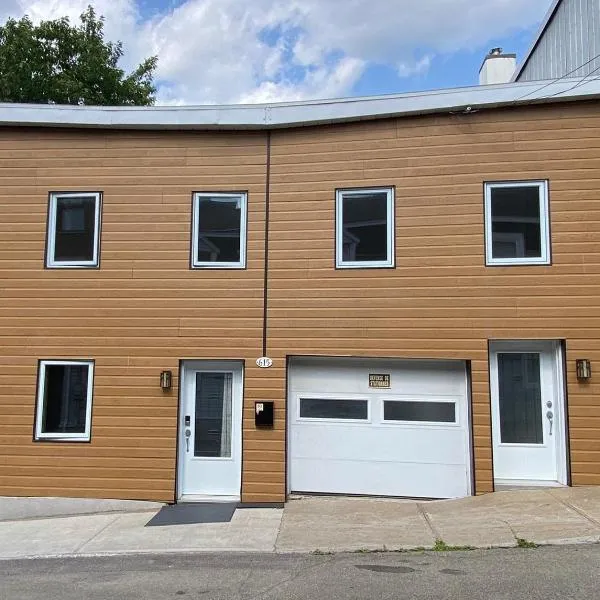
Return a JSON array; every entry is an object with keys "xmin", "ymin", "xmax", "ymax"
[
  {"xmin": 0, "ymin": 0, "xmax": 550, "ymax": 104},
  {"xmin": 1, "ymin": 0, "xmax": 138, "ymax": 51},
  {"xmin": 397, "ymin": 55, "xmax": 432, "ymax": 78},
  {"xmin": 239, "ymin": 56, "xmax": 366, "ymax": 104}
]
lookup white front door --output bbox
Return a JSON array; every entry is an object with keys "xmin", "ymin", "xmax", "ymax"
[
  {"xmin": 489, "ymin": 341, "xmax": 567, "ymax": 486},
  {"xmin": 177, "ymin": 361, "xmax": 243, "ymax": 501}
]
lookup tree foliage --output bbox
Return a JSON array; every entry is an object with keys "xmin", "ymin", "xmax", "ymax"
[{"xmin": 0, "ymin": 6, "xmax": 157, "ymax": 105}]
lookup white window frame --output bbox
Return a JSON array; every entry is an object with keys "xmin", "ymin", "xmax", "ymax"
[
  {"xmin": 381, "ymin": 397, "xmax": 459, "ymax": 427},
  {"xmin": 191, "ymin": 192, "xmax": 247, "ymax": 269},
  {"xmin": 296, "ymin": 394, "xmax": 371, "ymax": 424},
  {"xmin": 46, "ymin": 192, "xmax": 101, "ymax": 268},
  {"xmin": 35, "ymin": 360, "xmax": 94, "ymax": 442},
  {"xmin": 484, "ymin": 180, "xmax": 550, "ymax": 266},
  {"xmin": 335, "ymin": 187, "xmax": 395, "ymax": 269}
]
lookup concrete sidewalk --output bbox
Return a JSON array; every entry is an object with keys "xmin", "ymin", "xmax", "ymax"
[
  {"xmin": 277, "ymin": 487, "xmax": 600, "ymax": 552},
  {"xmin": 0, "ymin": 496, "xmax": 163, "ymax": 522},
  {"xmin": 0, "ymin": 487, "xmax": 599, "ymax": 559}
]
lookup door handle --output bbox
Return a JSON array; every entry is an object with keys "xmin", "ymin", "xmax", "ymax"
[
  {"xmin": 546, "ymin": 411, "xmax": 554, "ymax": 436},
  {"xmin": 185, "ymin": 428, "xmax": 191, "ymax": 452}
]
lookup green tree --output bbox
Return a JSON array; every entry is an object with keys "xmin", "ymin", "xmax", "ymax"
[{"xmin": 0, "ymin": 6, "xmax": 157, "ymax": 105}]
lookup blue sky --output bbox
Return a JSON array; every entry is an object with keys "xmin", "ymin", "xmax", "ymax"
[
  {"xmin": 0, "ymin": 0, "xmax": 551, "ymax": 104},
  {"xmin": 353, "ymin": 30, "xmax": 537, "ymax": 96},
  {"xmin": 136, "ymin": 0, "xmax": 542, "ymax": 97}
]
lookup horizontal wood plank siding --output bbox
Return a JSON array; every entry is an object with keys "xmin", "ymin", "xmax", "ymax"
[
  {"xmin": 1, "ymin": 101, "xmax": 600, "ymax": 502},
  {"xmin": 268, "ymin": 101, "xmax": 600, "ymax": 494},
  {"xmin": 0, "ymin": 128, "xmax": 277, "ymax": 502}
]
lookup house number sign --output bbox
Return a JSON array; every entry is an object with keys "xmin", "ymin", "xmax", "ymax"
[
  {"xmin": 256, "ymin": 357, "xmax": 273, "ymax": 368},
  {"xmin": 369, "ymin": 373, "xmax": 391, "ymax": 388}
]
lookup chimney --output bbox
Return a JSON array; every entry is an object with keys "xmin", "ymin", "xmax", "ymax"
[{"xmin": 479, "ymin": 48, "xmax": 517, "ymax": 85}]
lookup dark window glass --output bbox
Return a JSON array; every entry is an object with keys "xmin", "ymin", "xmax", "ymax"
[
  {"xmin": 41, "ymin": 364, "xmax": 89, "ymax": 434},
  {"xmin": 300, "ymin": 398, "xmax": 368, "ymax": 420},
  {"xmin": 384, "ymin": 400, "xmax": 456, "ymax": 423},
  {"xmin": 341, "ymin": 192, "xmax": 389, "ymax": 262},
  {"xmin": 54, "ymin": 197, "xmax": 97, "ymax": 262},
  {"xmin": 498, "ymin": 353, "xmax": 543, "ymax": 444},
  {"xmin": 196, "ymin": 196, "xmax": 242, "ymax": 263},
  {"xmin": 194, "ymin": 372, "xmax": 232, "ymax": 457},
  {"xmin": 490, "ymin": 186, "xmax": 542, "ymax": 259}
]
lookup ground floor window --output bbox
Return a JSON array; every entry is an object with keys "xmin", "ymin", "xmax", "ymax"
[{"xmin": 35, "ymin": 360, "xmax": 94, "ymax": 441}]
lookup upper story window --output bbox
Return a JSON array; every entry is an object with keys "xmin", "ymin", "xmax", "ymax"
[
  {"xmin": 46, "ymin": 192, "xmax": 102, "ymax": 268},
  {"xmin": 35, "ymin": 360, "xmax": 94, "ymax": 442},
  {"xmin": 191, "ymin": 192, "xmax": 247, "ymax": 269},
  {"xmin": 484, "ymin": 181, "xmax": 550, "ymax": 266},
  {"xmin": 335, "ymin": 187, "xmax": 395, "ymax": 269}
]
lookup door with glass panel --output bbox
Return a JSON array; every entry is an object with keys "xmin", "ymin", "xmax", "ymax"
[
  {"xmin": 489, "ymin": 341, "xmax": 567, "ymax": 486},
  {"xmin": 178, "ymin": 361, "xmax": 243, "ymax": 501}
]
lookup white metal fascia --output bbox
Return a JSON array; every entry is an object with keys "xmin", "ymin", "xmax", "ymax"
[{"xmin": 0, "ymin": 73, "xmax": 599, "ymax": 131}]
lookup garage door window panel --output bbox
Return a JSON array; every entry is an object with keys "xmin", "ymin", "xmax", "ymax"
[
  {"xmin": 299, "ymin": 398, "xmax": 369, "ymax": 421},
  {"xmin": 383, "ymin": 400, "xmax": 457, "ymax": 424}
]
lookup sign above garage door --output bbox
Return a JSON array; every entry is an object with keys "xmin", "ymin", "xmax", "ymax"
[{"xmin": 369, "ymin": 373, "xmax": 390, "ymax": 388}]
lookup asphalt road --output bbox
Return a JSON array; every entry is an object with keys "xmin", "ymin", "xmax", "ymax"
[{"xmin": 1, "ymin": 545, "xmax": 599, "ymax": 599}]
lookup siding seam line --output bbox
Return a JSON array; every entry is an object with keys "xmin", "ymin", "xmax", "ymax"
[{"xmin": 262, "ymin": 131, "xmax": 272, "ymax": 357}]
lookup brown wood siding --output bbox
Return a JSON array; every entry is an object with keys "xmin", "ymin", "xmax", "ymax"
[
  {"xmin": 1, "ymin": 100, "xmax": 600, "ymax": 503},
  {"xmin": 268, "ymin": 101, "xmax": 600, "ymax": 494},
  {"xmin": 0, "ymin": 128, "xmax": 274, "ymax": 502}
]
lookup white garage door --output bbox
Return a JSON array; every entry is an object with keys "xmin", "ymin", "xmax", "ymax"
[{"xmin": 288, "ymin": 357, "xmax": 472, "ymax": 499}]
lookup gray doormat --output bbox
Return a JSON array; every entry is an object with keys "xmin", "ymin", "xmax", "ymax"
[{"xmin": 145, "ymin": 503, "xmax": 237, "ymax": 527}]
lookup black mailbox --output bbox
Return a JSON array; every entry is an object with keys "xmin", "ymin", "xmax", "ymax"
[{"xmin": 255, "ymin": 401, "xmax": 274, "ymax": 427}]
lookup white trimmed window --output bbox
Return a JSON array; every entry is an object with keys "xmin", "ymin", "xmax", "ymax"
[
  {"xmin": 299, "ymin": 397, "xmax": 369, "ymax": 421},
  {"xmin": 484, "ymin": 181, "xmax": 550, "ymax": 266},
  {"xmin": 46, "ymin": 192, "xmax": 101, "ymax": 268},
  {"xmin": 35, "ymin": 360, "xmax": 94, "ymax": 441},
  {"xmin": 191, "ymin": 192, "xmax": 247, "ymax": 269},
  {"xmin": 335, "ymin": 187, "xmax": 395, "ymax": 268}
]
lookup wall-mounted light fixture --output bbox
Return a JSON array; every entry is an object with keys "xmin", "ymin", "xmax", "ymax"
[
  {"xmin": 576, "ymin": 359, "xmax": 592, "ymax": 381},
  {"xmin": 160, "ymin": 370, "xmax": 173, "ymax": 391}
]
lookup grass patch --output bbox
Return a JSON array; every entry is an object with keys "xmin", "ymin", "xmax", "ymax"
[
  {"xmin": 311, "ymin": 548, "xmax": 334, "ymax": 555},
  {"xmin": 432, "ymin": 539, "xmax": 476, "ymax": 552},
  {"xmin": 516, "ymin": 538, "xmax": 538, "ymax": 549}
]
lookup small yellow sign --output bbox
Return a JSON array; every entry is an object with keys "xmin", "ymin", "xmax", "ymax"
[{"xmin": 369, "ymin": 374, "xmax": 391, "ymax": 388}]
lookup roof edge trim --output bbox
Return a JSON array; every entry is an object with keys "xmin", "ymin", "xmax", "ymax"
[{"xmin": 0, "ymin": 75, "xmax": 598, "ymax": 131}]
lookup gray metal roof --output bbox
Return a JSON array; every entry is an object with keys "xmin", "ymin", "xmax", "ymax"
[
  {"xmin": 0, "ymin": 75, "xmax": 598, "ymax": 131},
  {"xmin": 512, "ymin": 0, "xmax": 563, "ymax": 81}
]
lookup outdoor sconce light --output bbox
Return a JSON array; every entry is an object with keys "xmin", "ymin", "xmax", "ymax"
[
  {"xmin": 160, "ymin": 370, "xmax": 173, "ymax": 391},
  {"xmin": 576, "ymin": 359, "xmax": 592, "ymax": 381}
]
